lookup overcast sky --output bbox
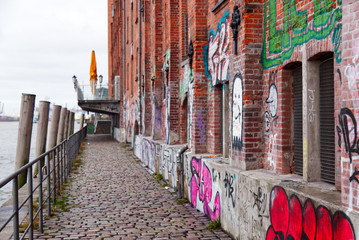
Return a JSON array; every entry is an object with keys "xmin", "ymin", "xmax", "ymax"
[{"xmin": 0, "ymin": 0, "xmax": 108, "ymax": 116}]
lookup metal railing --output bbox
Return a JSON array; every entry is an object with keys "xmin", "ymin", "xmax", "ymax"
[
  {"xmin": 76, "ymin": 83, "xmax": 119, "ymax": 101},
  {"xmin": 0, "ymin": 126, "xmax": 87, "ymax": 240}
]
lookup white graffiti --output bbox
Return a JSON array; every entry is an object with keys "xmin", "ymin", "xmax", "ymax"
[
  {"xmin": 308, "ymin": 89, "xmax": 316, "ymax": 122},
  {"xmin": 345, "ymin": 55, "xmax": 359, "ymax": 108},
  {"xmin": 208, "ymin": 15, "xmax": 230, "ymax": 86},
  {"xmin": 266, "ymin": 83, "xmax": 278, "ymax": 119},
  {"xmin": 232, "ymin": 73, "xmax": 243, "ymax": 150}
]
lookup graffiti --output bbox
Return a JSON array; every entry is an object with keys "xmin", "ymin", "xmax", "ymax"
[
  {"xmin": 266, "ymin": 83, "xmax": 278, "ymax": 119},
  {"xmin": 163, "ymin": 49, "xmax": 171, "ymax": 144},
  {"xmin": 344, "ymin": 55, "xmax": 359, "ymax": 108},
  {"xmin": 337, "ymin": 69, "xmax": 342, "ymax": 84},
  {"xmin": 163, "ymin": 149, "xmax": 171, "ymax": 173},
  {"xmin": 187, "ymin": 80, "xmax": 194, "ymax": 148},
  {"xmin": 261, "ymin": 0, "xmax": 342, "ymax": 69},
  {"xmin": 190, "ymin": 157, "xmax": 220, "ymax": 220},
  {"xmin": 337, "ymin": 108, "xmax": 359, "ymax": 164},
  {"xmin": 155, "ymin": 108, "xmax": 161, "ymax": 130},
  {"xmin": 349, "ymin": 167, "xmax": 359, "ymax": 184},
  {"xmin": 332, "ymin": 23, "xmax": 342, "ymax": 63},
  {"xmin": 223, "ymin": 172, "xmax": 235, "ymax": 208},
  {"xmin": 268, "ymin": 132, "xmax": 278, "ymax": 169},
  {"xmin": 265, "ymin": 112, "xmax": 271, "ymax": 132},
  {"xmin": 204, "ymin": 10, "xmax": 230, "ymax": 87},
  {"xmin": 266, "ymin": 186, "xmax": 356, "ymax": 240},
  {"xmin": 252, "ymin": 187, "xmax": 268, "ymax": 226},
  {"xmin": 142, "ymin": 139, "xmax": 156, "ymax": 170},
  {"xmin": 179, "ymin": 64, "xmax": 190, "ymax": 99},
  {"xmin": 232, "ymin": 73, "xmax": 243, "ymax": 150},
  {"xmin": 308, "ymin": 89, "xmax": 316, "ymax": 122},
  {"xmin": 184, "ymin": 155, "xmax": 192, "ymax": 185},
  {"xmin": 196, "ymin": 108, "xmax": 206, "ymax": 143}
]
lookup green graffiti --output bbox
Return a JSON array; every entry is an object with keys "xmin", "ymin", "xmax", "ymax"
[
  {"xmin": 262, "ymin": 0, "xmax": 342, "ymax": 69},
  {"xmin": 332, "ymin": 23, "xmax": 342, "ymax": 63}
]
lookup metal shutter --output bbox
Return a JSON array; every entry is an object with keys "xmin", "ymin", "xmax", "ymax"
[
  {"xmin": 320, "ymin": 58, "xmax": 335, "ymax": 184},
  {"xmin": 293, "ymin": 66, "xmax": 303, "ymax": 175}
]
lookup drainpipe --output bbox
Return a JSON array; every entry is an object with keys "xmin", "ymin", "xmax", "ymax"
[
  {"xmin": 176, "ymin": 145, "xmax": 188, "ymax": 199},
  {"xmin": 138, "ymin": 0, "xmax": 143, "ymax": 133}
]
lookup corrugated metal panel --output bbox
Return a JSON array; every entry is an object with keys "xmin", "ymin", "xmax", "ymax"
[
  {"xmin": 293, "ymin": 66, "xmax": 303, "ymax": 175},
  {"xmin": 320, "ymin": 58, "xmax": 335, "ymax": 184}
]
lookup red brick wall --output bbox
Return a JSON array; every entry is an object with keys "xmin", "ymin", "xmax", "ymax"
[
  {"xmin": 109, "ymin": 0, "xmax": 358, "ymax": 208},
  {"xmin": 340, "ymin": 0, "xmax": 359, "ymax": 211}
]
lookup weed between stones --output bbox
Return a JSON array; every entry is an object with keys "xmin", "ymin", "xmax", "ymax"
[{"xmin": 206, "ymin": 218, "xmax": 221, "ymax": 230}]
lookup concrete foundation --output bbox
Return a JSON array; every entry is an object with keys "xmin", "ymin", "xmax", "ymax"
[{"xmin": 127, "ymin": 135, "xmax": 359, "ymax": 240}]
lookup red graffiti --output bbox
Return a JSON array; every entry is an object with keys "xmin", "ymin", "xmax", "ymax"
[
  {"xmin": 266, "ymin": 186, "xmax": 356, "ymax": 240},
  {"xmin": 190, "ymin": 157, "xmax": 220, "ymax": 220}
]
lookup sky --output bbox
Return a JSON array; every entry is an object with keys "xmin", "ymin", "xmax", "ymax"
[{"xmin": 0, "ymin": 0, "xmax": 108, "ymax": 116}]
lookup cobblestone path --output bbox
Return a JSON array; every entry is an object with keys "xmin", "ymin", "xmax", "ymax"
[{"xmin": 34, "ymin": 135, "xmax": 232, "ymax": 239}]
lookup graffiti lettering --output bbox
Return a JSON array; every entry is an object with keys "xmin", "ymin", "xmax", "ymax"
[
  {"xmin": 232, "ymin": 73, "xmax": 243, "ymax": 150},
  {"xmin": 191, "ymin": 157, "xmax": 220, "ymax": 220},
  {"xmin": 332, "ymin": 23, "xmax": 342, "ymax": 63},
  {"xmin": 266, "ymin": 186, "xmax": 356, "ymax": 239},
  {"xmin": 142, "ymin": 139, "xmax": 156, "ymax": 171},
  {"xmin": 252, "ymin": 187, "xmax": 268, "ymax": 226},
  {"xmin": 268, "ymin": 186, "xmax": 354, "ymax": 239},
  {"xmin": 204, "ymin": 11, "xmax": 230, "ymax": 87},
  {"xmin": 223, "ymin": 172, "xmax": 235, "ymax": 208},
  {"xmin": 337, "ymin": 108, "xmax": 359, "ymax": 164},
  {"xmin": 308, "ymin": 89, "xmax": 316, "ymax": 122},
  {"xmin": 261, "ymin": 0, "xmax": 342, "ymax": 69},
  {"xmin": 196, "ymin": 108, "xmax": 206, "ymax": 143}
]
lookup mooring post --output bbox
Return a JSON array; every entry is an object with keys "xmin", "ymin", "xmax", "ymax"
[
  {"xmin": 33, "ymin": 101, "xmax": 50, "ymax": 176},
  {"xmin": 63, "ymin": 110, "xmax": 70, "ymax": 139},
  {"xmin": 48, "ymin": 105, "xmax": 61, "ymax": 149},
  {"xmin": 14, "ymin": 93, "xmax": 36, "ymax": 188},
  {"xmin": 70, "ymin": 112, "xmax": 75, "ymax": 135},
  {"xmin": 57, "ymin": 107, "xmax": 67, "ymax": 144},
  {"xmin": 80, "ymin": 113, "xmax": 85, "ymax": 129},
  {"xmin": 67, "ymin": 111, "xmax": 74, "ymax": 136}
]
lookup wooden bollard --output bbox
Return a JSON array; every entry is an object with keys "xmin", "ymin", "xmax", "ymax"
[
  {"xmin": 80, "ymin": 113, "xmax": 85, "ymax": 129},
  {"xmin": 57, "ymin": 107, "xmax": 67, "ymax": 144},
  {"xmin": 63, "ymin": 110, "xmax": 70, "ymax": 139},
  {"xmin": 48, "ymin": 105, "xmax": 61, "ymax": 149},
  {"xmin": 33, "ymin": 101, "xmax": 50, "ymax": 176},
  {"xmin": 67, "ymin": 112, "xmax": 74, "ymax": 137},
  {"xmin": 70, "ymin": 112, "xmax": 75, "ymax": 135},
  {"xmin": 14, "ymin": 94, "xmax": 36, "ymax": 188}
]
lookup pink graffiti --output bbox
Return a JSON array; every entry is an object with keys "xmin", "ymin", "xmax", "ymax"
[{"xmin": 190, "ymin": 157, "xmax": 220, "ymax": 220}]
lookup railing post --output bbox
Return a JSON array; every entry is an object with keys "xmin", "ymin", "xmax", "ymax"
[
  {"xmin": 59, "ymin": 145, "xmax": 62, "ymax": 187},
  {"xmin": 38, "ymin": 156, "xmax": 43, "ymax": 233},
  {"xmin": 13, "ymin": 177, "xmax": 19, "ymax": 240},
  {"xmin": 52, "ymin": 149, "xmax": 56, "ymax": 205},
  {"xmin": 46, "ymin": 155, "xmax": 51, "ymax": 216},
  {"xmin": 28, "ymin": 167, "xmax": 33, "ymax": 239}
]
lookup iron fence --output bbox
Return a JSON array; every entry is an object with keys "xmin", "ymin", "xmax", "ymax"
[{"xmin": 0, "ymin": 126, "xmax": 87, "ymax": 240}]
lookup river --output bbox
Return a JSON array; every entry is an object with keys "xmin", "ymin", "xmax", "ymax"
[{"xmin": 0, "ymin": 121, "xmax": 80, "ymax": 207}]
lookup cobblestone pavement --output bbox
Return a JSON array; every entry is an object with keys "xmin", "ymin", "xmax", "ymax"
[{"xmin": 33, "ymin": 135, "xmax": 232, "ymax": 240}]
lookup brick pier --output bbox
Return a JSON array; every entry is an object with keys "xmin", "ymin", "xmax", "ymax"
[{"xmin": 33, "ymin": 135, "xmax": 231, "ymax": 240}]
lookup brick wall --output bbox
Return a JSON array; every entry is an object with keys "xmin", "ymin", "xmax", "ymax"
[{"xmin": 108, "ymin": 0, "xmax": 359, "ymax": 210}]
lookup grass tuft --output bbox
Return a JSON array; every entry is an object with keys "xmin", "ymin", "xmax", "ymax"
[
  {"xmin": 176, "ymin": 198, "xmax": 189, "ymax": 205},
  {"xmin": 206, "ymin": 217, "xmax": 221, "ymax": 230}
]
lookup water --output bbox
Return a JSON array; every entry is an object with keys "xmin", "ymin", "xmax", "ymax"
[
  {"xmin": 0, "ymin": 122, "xmax": 37, "ymax": 207},
  {"xmin": 0, "ymin": 121, "xmax": 80, "ymax": 207}
]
